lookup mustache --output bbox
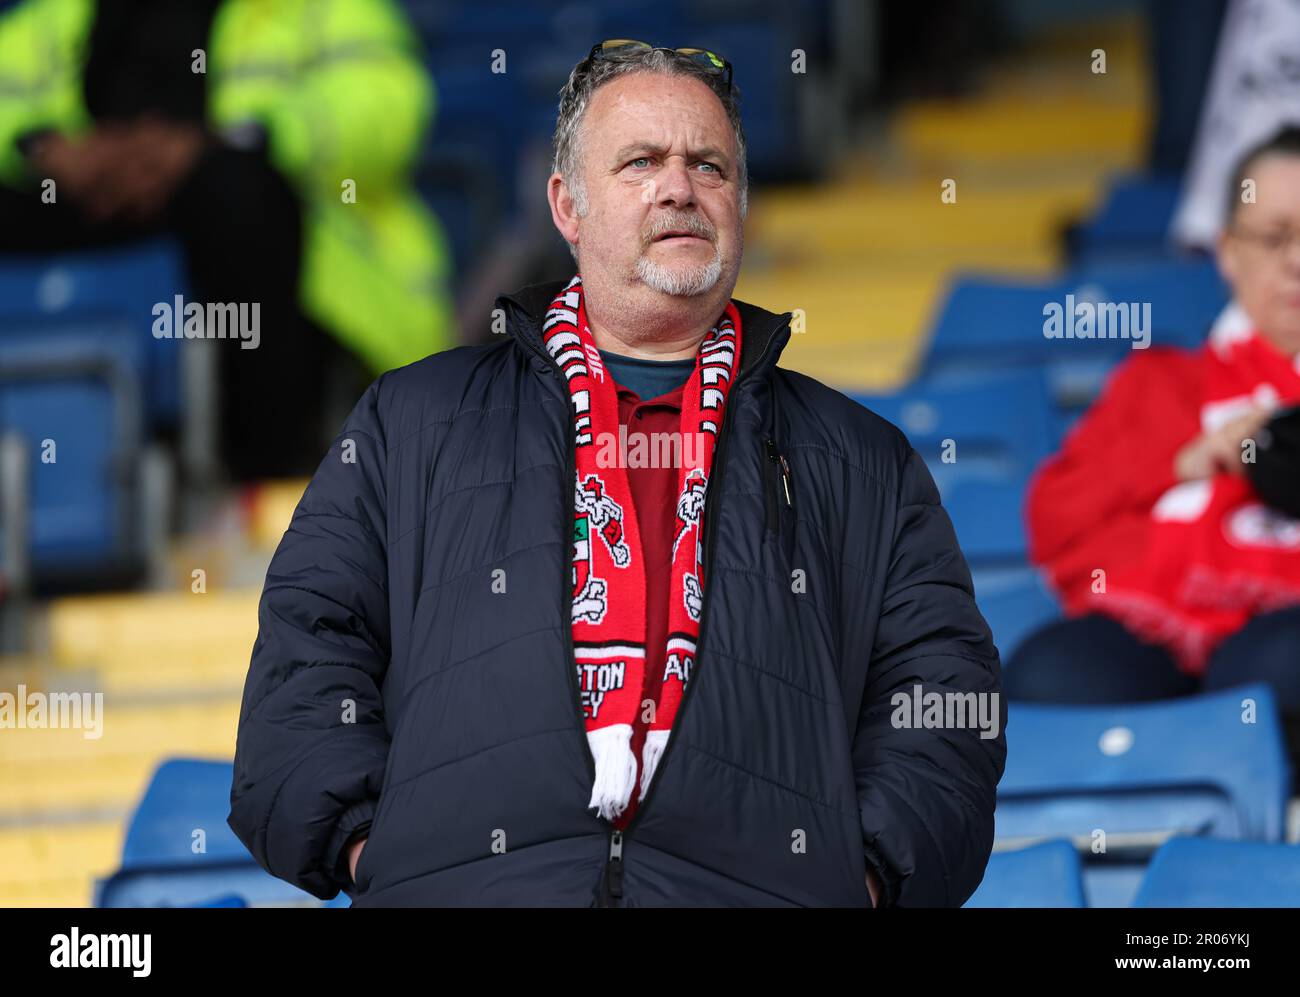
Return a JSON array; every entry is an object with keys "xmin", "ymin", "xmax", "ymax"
[{"xmin": 643, "ymin": 212, "xmax": 716, "ymax": 246}]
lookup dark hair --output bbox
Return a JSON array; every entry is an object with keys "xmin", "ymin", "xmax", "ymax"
[{"xmin": 1226, "ymin": 124, "xmax": 1300, "ymax": 224}]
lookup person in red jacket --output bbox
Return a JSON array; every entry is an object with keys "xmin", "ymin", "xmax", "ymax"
[{"xmin": 1008, "ymin": 126, "xmax": 1300, "ymax": 770}]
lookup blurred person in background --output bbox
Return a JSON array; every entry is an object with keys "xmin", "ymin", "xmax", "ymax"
[
  {"xmin": 228, "ymin": 41, "xmax": 1005, "ymax": 907},
  {"xmin": 0, "ymin": 0, "xmax": 454, "ymax": 482},
  {"xmin": 1009, "ymin": 126, "xmax": 1300, "ymax": 776}
]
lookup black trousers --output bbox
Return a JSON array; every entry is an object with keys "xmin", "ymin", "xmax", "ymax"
[{"xmin": 0, "ymin": 141, "xmax": 364, "ymax": 482}]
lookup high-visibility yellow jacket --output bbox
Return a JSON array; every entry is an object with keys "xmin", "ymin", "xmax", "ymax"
[{"xmin": 0, "ymin": 0, "xmax": 455, "ymax": 374}]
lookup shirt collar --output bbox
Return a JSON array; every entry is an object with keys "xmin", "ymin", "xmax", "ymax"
[{"xmin": 614, "ymin": 379, "xmax": 686, "ymax": 408}]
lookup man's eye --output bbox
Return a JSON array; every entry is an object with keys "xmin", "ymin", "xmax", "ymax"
[
  {"xmin": 628, "ymin": 157, "xmax": 651, "ymax": 169},
  {"xmin": 696, "ymin": 162, "xmax": 719, "ymax": 173}
]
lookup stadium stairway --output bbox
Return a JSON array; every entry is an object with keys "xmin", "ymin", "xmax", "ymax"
[
  {"xmin": 735, "ymin": 14, "xmax": 1149, "ymax": 393},
  {"xmin": 0, "ymin": 480, "xmax": 306, "ymax": 906}
]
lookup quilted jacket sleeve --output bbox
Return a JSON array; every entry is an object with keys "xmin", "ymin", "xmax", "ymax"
[
  {"xmin": 227, "ymin": 377, "xmax": 392, "ymax": 900},
  {"xmin": 854, "ymin": 446, "xmax": 1007, "ymax": 907}
]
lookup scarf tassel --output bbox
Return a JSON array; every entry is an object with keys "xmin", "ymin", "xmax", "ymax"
[
  {"xmin": 586, "ymin": 724, "xmax": 638, "ymax": 820},
  {"xmin": 638, "ymin": 729, "xmax": 669, "ymax": 802}
]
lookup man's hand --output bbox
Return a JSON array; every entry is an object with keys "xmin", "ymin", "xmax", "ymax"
[
  {"xmin": 1174, "ymin": 406, "xmax": 1274, "ymax": 481},
  {"xmin": 866, "ymin": 866, "xmax": 882, "ymax": 907},
  {"xmin": 88, "ymin": 117, "xmax": 207, "ymax": 224},
  {"xmin": 27, "ymin": 130, "xmax": 127, "ymax": 206},
  {"xmin": 347, "ymin": 836, "xmax": 367, "ymax": 885},
  {"xmin": 28, "ymin": 118, "xmax": 207, "ymax": 225}
]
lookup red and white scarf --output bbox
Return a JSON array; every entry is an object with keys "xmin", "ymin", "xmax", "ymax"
[
  {"xmin": 542, "ymin": 275, "xmax": 743, "ymax": 820},
  {"xmin": 1094, "ymin": 304, "xmax": 1300, "ymax": 673}
]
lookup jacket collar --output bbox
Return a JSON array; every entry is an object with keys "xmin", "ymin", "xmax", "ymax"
[{"xmin": 497, "ymin": 278, "xmax": 793, "ymax": 386}]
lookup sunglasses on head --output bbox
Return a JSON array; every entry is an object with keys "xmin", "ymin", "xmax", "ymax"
[{"xmin": 583, "ymin": 38, "xmax": 733, "ymax": 91}]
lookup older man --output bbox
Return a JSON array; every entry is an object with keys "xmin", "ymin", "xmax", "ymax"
[{"xmin": 229, "ymin": 41, "xmax": 1005, "ymax": 907}]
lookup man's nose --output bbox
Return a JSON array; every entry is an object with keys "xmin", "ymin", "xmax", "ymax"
[{"xmin": 654, "ymin": 156, "xmax": 697, "ymax": 208}]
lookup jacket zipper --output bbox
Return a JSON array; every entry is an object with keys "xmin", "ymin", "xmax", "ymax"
[
  {"xmin": 517, "ymin": 312, "xmax": 788, "ymax": 906},
  {"xmin": 763, "ymin": 437, "xmax": 792, "ymax": 536},
  {"xmin": 604, "ymin": 829, "xmax": 624, "ymax": 904},
  {"xmin": 763, "ymin": 438, "xmax": 778, "ymax": 535}
]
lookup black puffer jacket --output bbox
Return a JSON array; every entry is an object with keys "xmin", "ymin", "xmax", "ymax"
[{"xmin": 228, "ymin": 279, "xmax": 1007, "ymax": 907}]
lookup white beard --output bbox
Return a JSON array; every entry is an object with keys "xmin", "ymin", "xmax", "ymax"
[{"xmin": 635, "ymin": 245, "xmax": 724, "ymax": 297}]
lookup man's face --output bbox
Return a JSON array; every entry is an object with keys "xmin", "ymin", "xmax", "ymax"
[
  {"xmin": 560, "ymin": 71, "xmax": 743, "ymax": 299},
  {"xmin": 1219, "ymin": 154, "xmax": 1300, "ymax": 355}
]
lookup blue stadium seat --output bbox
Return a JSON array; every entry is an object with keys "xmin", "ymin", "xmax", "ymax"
[
  {"xmin": 1000, "ymin": 683, "xmax": 1291, "ymax": 844},
  {"xmin": 97, "ymin": 864, "xmax": 350, "ymax": 908},
  {"xmin": 923, "ymin": 258, "xmax": 1229, "ymax": 448},
  {"xmin": 0, "ymin": 335, "xmax": 141, "ymax": 575},
  {"xmin": 118, "ymin": 758, "xmax": 253, "ymax": 867},
  {"xmin": 970, "ymin": 565, "xmax": 1060, "ymax": 660},
  {"xmin": 964, "ymin": 839, "xmax": 1086, "ymax": 907},
  {"xmin": 95, "ymin": 758, "xmax": 350, "ymax": 908},
  {"xmin": 997, "ymin": 683, "xmax": 1292, "ymax": 907},
  {"xmin": 926, "ymin": 257, "xmax": 1228, "ymax": 368},
  {"xmin": 853, "ymin": 367, "xmax": 1055, "ymax": 563},
  {"xmin": 0, "ymin": 240, "xmax": 188, "ymax": 428},
  {"xmin": 189, "ymin": 893, "xmax": 248, "ymax": 908},
  {"xmin": 1133, "ymin": 837, "xmax": 1300, "ymax": 908},
  {"xmin": 1070, "ymin": 172, "xmax": 1183, "ymax": 264}
]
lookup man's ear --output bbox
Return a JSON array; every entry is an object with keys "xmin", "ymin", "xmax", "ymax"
[{"xmin": 548, "ymin": 172, "xmax": 581, "ymax": 252}]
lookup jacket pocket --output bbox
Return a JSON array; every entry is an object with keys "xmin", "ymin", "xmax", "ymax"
[
  {"xmin": 353, "ymin": 830, "xmax": 376, "ymax": 893},
  {"xmin": 351, "ymin": 790, "xmax": 392, "ymax": 894},
  {"xmin": 763, "ymin": 437, "xmax": 796, "ymax": 562},
  {"xmin": 763, "ymin": 437, "xmax": 780, "ymax": 537}
]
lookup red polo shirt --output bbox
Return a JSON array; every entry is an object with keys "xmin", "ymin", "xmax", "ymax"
[{"xmin": 610, "ymin": 377, "xmax": 687, "ymax": 831}]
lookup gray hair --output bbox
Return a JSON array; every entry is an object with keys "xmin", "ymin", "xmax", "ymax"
[{"xmin": 552, "ymin": 47, "xmax": 748, "ymax": 260}]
